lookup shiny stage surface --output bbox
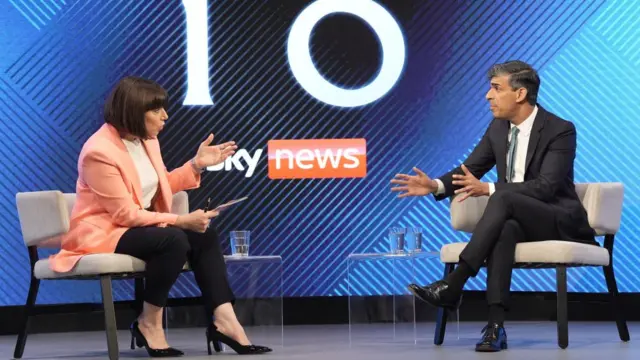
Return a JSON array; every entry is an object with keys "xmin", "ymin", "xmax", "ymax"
[{"xmin": 0, "ymin": 322, "xmax": 637, "ymax": 359}]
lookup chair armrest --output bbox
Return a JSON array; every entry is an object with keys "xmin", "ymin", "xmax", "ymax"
[
  {"xmin": 171, "ymin": 191, "xmax": 190, "ymax": 215},
  {"xmin": 582, "ymin": 183, "xmax": 624, "ymax": 235},
  {"xmin": 450, "ymin": 195, "xmax": 489, "ymax": 233},
  {"xmin": 16, "ymin": 191, "xmax": 69, "ymax": 247}
]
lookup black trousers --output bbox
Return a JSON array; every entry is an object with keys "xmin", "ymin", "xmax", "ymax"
[
  {"xmin": 115, "ymin": 225, "xmax": 235, "ymax": 317},
  {"xmin": 458, "ymin": 191, "xmax": 562, "ymax": 308}
]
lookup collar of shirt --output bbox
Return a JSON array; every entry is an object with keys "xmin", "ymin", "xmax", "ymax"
[
  {"xmin": 123, "ymin": 137, "xmax": 142, "ymax": 147},
  {"xmin": 510, "ymin": 105, "xmax": 538, "ymax": 137}
]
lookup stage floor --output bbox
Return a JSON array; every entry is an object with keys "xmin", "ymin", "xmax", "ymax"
[{"xmin": 1, "ymin": 322, "xmax": 637, "ymax": 359}]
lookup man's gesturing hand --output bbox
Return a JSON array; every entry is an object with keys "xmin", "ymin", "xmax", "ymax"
[
  {"xmin": 452, "ymin": 164, "xmax": 490, "ymax": 202},
  {"xmin": 390, "ymin": 167, "xmax": 439, "ymax": 198}
]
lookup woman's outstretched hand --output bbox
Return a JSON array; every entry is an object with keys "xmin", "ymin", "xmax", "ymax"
[{"xmin": 193, "ymin": 134, "xmax": 238, "ymax": 169}]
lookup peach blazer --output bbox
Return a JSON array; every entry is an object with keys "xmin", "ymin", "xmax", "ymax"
[{"xmin": 49, "ymin": 124, "xmax": 201, "ymax": 273}]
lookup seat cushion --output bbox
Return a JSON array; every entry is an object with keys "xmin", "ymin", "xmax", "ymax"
[
  {"xmin": 440, "ymin": 241, "xmax": 610, "ymax": 266},
  {"xmin": 35, "ymin": 253, "xmax": 147, "ymax": 279}
]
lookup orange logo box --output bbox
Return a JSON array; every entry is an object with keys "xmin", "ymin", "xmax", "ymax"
[{"xmin": 267, "ymin": 139, "xmax": 367, "ymax": 179}]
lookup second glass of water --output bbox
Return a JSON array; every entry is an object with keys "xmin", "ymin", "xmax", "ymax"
[
  {"xmin": 230, "ymin": 230, "xmax": 250, "ymax": 256},
  {"xmin": 409, "ymin": 227, "xmax": 423, "ymax": 253}
]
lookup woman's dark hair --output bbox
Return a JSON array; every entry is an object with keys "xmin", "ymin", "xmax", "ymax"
[{"xmin": 104, "ymin": 76, "xmax": 169, "ymax": 139}]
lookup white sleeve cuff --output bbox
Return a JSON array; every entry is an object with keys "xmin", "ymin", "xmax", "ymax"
[{"xmin": 435, "ymin": 179, "xmax": 445, "ymax": 195}]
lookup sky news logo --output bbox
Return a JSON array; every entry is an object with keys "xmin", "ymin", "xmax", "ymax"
[
  {"xmin": 267, "ymin": 139, "xmax": 366, "ymax": 179},
  {"xmin": 207, "ymin": 139, "xmax": 367, "ymax": 179}
]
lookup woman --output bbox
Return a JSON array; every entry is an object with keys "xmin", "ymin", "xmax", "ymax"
[{"xmin": 49, "ymin": 76, "xmax": 271, "ymax": 357}]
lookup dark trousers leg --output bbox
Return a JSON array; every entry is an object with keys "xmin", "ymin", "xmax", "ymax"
[
  {"xmin": 183, "ymin": 227, "xmax": 235, "ymax": 321},
  {"xmin": 459, "ymin": 191, "xmax": 561, "ymax": 309},
  {"xmin": 486, "ymin": 219, "xmax": 524, "ymax": 309},
  {"xmin": 460, "ymin": 191, "xmax": 560, "ymax": 272},
  {"xmin": 115, "ymin": 227, "xmax": 191, "ymax": 307}
]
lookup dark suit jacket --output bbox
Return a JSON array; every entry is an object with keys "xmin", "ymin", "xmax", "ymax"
[{"xmin": 435, "ymin": 105, "xmax": 596, "ymax": 244}]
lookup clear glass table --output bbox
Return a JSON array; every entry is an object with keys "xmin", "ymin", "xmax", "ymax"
[
  {"xmin": 222, "ymin": 255, "xmax": 283, "ymax": 350},
  {"xmin": 165, "ymin": 255, "xmax": 283, "ymax": 351},
  {"xmin": 347, "ymin": 251, "xmax": 459, "ymax": 346}
]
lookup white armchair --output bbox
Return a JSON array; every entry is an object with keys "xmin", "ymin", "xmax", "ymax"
[
  {"xmin": 13, "ymin": 190, "xmax": 190, "ymax": 360},
  {"xmin": 434, "ymin": 183, "xmax": 629, "ymax": 349}
]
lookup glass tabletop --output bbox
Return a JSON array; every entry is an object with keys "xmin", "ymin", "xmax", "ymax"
[
  {"xmin": 223, "ymin": 255, "xmax": 282, "ymax": 263},
  {"xmin": 347, "ymin": 251, "xmax": 439, "ymax": 261}
]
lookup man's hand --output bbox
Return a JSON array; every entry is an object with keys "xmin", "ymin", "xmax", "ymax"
[
  {"xmin": 390, "ymin": 167, "xmax": 439, "ymax": 198},
  {"xmin": 452, "ymin": 164, "xmax": 490, "ymax": 202}
]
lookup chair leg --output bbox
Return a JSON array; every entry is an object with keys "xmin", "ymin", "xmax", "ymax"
[
  {"xmin": 100, "ymin": 276, "xmax": 119, "ymax": 360},
  {"xmin": 603, "ymin": 264, "xmax": 630, "ymax": 341},
  {"xmin": 13, "ymin": 277, "xmax": 40, "ymax": 359},
  {"xmin": 556, "ymin": 265, "xmax": 568, "ymax": 349},
  {"xmin": 434, "ymin": 263, "xmax": 455, "ymax": 345}
]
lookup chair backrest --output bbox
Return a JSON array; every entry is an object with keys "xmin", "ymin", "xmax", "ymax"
[
  {"xmin": 450, "ymin": 182, "xmax": 624, "ymax": 236},
  {"xmin": 575, "ymin": 182, "xmax": 624, "ymax": 236},
  {"xmin": 15, "ymin": 191, "xmax": 190, "ymax": 248},
  {"xmin": 16, "ymin": 191, "xmax": 70, "ymax": 248}
]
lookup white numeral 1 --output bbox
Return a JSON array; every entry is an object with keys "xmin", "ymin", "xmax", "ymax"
[{"xmin": 182, "ymin": 0, "xmax": 214, "ymax": 105}]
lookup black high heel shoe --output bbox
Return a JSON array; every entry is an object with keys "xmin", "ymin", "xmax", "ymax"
[
  {"xmin": 130, "ymin": 321, "xmax": 185, "ymax": 358},
  {"xmin": 206, "ymin": 324, "xmax": 272, "ymax": 355}
]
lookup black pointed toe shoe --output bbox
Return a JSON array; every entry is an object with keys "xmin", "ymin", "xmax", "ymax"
[
  {"xmin": 130, "ymin": 321, "xmax": 184, "ymax": 357},
  {"xmin": 206, "ymin": 324, "xmax": 272, "ymax": 355}
]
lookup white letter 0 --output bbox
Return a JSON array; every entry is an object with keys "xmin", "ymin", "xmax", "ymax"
[{"xmin": 287, "ymin": 0, "xmax": 405, "ymax": 107}]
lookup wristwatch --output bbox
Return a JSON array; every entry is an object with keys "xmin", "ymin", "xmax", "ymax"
[{"xmin": 191, "ymin": 157, "xmax": 205, "ymax": 173}]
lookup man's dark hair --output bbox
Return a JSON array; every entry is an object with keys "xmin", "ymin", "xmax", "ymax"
[
  {"xmin": 487, "ymin": 61, "xmax": 540, "ymax": 105},
  {"xmin": 104, "ymin": 76, "xmax": 168, "ymax": 139}
]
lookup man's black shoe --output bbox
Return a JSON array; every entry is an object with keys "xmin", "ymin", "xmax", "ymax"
[
  {"xmin": 475, "ymin": 323, "xmax": 508, "ymax": 352},
  {"xmin": 407, "ymin": 281, "xmax": 462, "ymax": 309}
]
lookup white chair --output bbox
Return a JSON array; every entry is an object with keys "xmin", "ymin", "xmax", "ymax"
[
  {"xmin": 13, "ymin": 191, "xmax": 189, "ymax": 360},
  {"xmin": 435, "ymin": 183, "xmax": 630, "ymax": 349}
]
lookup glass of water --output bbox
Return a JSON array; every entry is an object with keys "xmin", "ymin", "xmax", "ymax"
[
  {"xmin": 230, "ymin": 231, "xmax": 250, "ymax": 256},
  {"xmin": 409, "ymin": 227, "xmax": 423, "ymax": 253},
  {"xmin": 388, "ymin": 227, "xmax": 406, "ymax": 254}
]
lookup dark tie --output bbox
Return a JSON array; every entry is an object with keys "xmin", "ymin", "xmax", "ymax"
[{"xmin": 506, "ymin": 127, "xmax": 520, "ymax": 183}]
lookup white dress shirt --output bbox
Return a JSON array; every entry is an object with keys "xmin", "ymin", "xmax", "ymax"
[
  {"xmin": 435, "ymin": 106, "xmax": 538, "ymax": 196},
  {"xmin": 122, "ymin": 138, "xmax": 159, "ymax": 209}
]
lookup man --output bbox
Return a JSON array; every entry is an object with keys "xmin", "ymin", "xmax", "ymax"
[{"xmin": 390, "ymin": 60, "xmax": 595, "ymax": 352}]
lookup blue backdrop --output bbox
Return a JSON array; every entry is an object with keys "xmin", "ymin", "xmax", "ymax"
[{"xmin": 0, "ymin": 0, "xmax": 638, "ymax": 306}]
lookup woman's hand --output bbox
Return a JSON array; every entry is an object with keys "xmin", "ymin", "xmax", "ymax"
[
  {"xmin": 175, "ymin": 209, "xmax": 220, "ymax": 233},
  {"xmin": 193, "ymin": 134, "xmax": 238, "ymax": 170}
]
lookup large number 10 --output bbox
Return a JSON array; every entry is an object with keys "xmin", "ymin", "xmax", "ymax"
[{"xmin": 182, "ymin": 0, "xmax": 406, "ymax": 108}]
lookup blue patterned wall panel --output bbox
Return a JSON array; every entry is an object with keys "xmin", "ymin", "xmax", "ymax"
[{"xmin": 0, "ymin": 0, "xmax": 638, "ymax": 305}]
